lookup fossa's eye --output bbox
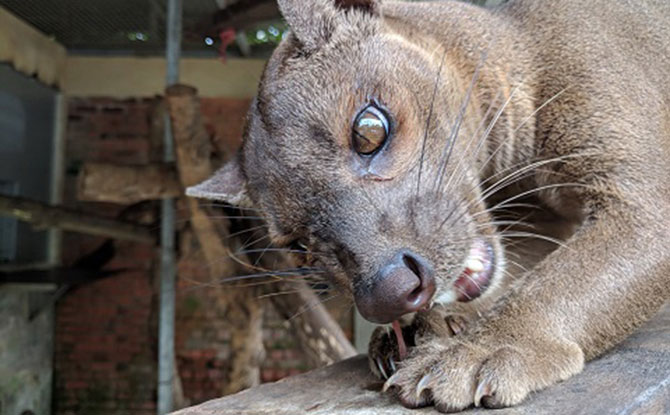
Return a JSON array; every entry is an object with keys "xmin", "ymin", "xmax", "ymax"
[
  {"xmin": 287, "ymin": 239, "xmax": 313, "ymax": 265},
  {"xmin": 288, "ymin": 238, "xmax": 310, "ymax": 254},
  {"xmin": 352, "ymin": 105, "xmax": 389, "ymax": 155},
  {"xmin": 290, "ymin": 240, "xmax": 309, "ymax": 253}
]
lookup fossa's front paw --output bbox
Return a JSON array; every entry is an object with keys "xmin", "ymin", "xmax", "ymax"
[
  {"xmin": 383, "ymin": 331, "xmax": 584, "ymax": 412},
  {"xmin": 368, "ymin": 314, "xmax": 468, "ymax": 381}
]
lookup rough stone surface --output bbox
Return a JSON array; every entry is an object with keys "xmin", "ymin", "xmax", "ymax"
[
  {"xmin": 174, "ymin": 304, "xmax": 670, "ymax": 415},
  {"xmin": 0, "ymin": 288, "xmax": 54, "ymax": 415}
]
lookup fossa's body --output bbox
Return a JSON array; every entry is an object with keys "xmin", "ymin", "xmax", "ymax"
[{"xmin": 189, "ymin": 0, "xmax": 670, "ymax": 411}]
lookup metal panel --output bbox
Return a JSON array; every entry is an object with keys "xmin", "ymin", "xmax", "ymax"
[
  {"xmin": 0, "ymin": 92, "xmax": 25, "ymax": 153},
  {"xmin": 0, "ymin": 64, "xmax": 56, "ymax": 265},
  {"xmin": 0, "ymin": 181, "xmax": 18, "ymax": 262}
]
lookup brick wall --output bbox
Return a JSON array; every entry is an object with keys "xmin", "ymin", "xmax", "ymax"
[
  {"xmin": 55, "ymin": 243, "xmax": 157, "ymax": 415},
  {"xmin": 54, "ymin": 97, "xmax": 353, "ymax": 414}
]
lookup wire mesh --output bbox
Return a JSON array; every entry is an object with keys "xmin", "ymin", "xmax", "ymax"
[
  {"xmin": 0, "ymin": 0, "xmax": 504, "ymax": 55},
  {"xmin": 0, "ymin": 0, "xmax": 227, "ymax": 54}
]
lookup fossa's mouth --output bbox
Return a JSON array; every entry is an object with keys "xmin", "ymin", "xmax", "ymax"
[
  {"xmin": 388, "ymin": 240, "xmax": 496, "ymax": 362},
  {"xmin": 387, "ymin": 240, "xmax": 496, "ymax": 361},
  {"xmin": 436, "ymin": 239, "xmax": 496, "ymax": 304}
]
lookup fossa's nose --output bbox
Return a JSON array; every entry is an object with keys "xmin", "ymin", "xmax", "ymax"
[{"xmin": 355, "ymin": 250, "xmax": 435, "ymax": 324}]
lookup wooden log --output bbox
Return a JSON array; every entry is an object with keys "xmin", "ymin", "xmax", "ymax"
[
  {"xmin": 251, "ymin": 241, "xmax": 356, "ymax": 366},
  {"xmin": 175, "ymin": 304, "xmax": 670, "ymax": 415},
  {"xmin": 269, "ymin": 281, "xmax": 357, "ymax": 366},
  {"xmin": 77, "ymin": 162, "xmax": 181, "ymax": 204},
  {"xmin": 0, "ymin": 195, "xmax": 154, "ymax": 243}
]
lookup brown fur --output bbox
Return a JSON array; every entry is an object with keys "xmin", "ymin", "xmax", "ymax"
[{"xmin": 188, "ymin": 0, "xmax": 670, "ymax": 411}]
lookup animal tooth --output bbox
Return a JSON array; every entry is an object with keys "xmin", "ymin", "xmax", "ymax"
[
  {"xmin": 466, "ymin": 258, "xmax": 485, "ymax": 272},
  {"xmin": 376, "ymin": 357, "xmax": 389, "ymax": 380},
  {"xmin": 436, "ymin": 290, "xmax": 457, "ymax": 304}
]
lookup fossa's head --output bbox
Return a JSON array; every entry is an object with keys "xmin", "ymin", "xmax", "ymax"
[{"xmin": 190, "ymin": 0, "xmax": 507, "ymax": 323}]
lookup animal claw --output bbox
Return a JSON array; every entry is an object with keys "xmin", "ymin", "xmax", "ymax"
[
  {"xmin": 416, "ymin": 374, "xmax": 432, "ymax": 400},
  {"xmin": 447, "ymin": 317, "xmax": 463, "ymax": 335},
  {"xmin": 474, "ymin": 380, "xmax": 492, "ymax": 407},
  {"xmin": 388, "ymin": 357, "xmax": 396, "ymax": 373},
  {"xmin": 382, "ymin": 373, "xmax": 400, "ymax": 393},
  {"xmin": 376, "ymin": 357, "xmax": 388, "ymax": 380}
]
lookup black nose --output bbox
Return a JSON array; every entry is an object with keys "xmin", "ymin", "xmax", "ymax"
[{"xmin": 355, "ymin": 250, "xmax": 436, "ymax": 324}]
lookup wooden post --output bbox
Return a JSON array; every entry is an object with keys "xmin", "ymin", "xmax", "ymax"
[{"xmin": 166, "ymin": 84, "xmax": 265, "ymax": 395}]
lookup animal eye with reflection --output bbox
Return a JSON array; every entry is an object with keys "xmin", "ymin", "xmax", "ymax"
[
  {"xmin": 289, "ymin": 239, "xmax": 309, "ymax": 253},
  {"xmin": 352, "ymin": 105, "xmax": 390, "ymax": 155},
  {"xmin": 287, "ymin": 239, "xmax": 314, "ymax": 265}
]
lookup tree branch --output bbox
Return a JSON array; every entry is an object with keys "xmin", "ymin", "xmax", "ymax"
[{"xmin": 0, "ymin": 195, "xmax": 155, "ymax": 243}]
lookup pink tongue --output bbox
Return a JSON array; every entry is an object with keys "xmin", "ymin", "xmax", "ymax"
[{"xmin": 392, "ymin": 320, "xmax": 407, "ymax": 360}]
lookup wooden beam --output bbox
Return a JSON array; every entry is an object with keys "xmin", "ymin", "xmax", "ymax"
[
  {"xmin": 77, "ymin": 162, "xmax": 182, "ymax": 204},
  {"xmin": 0, "ymin": 195, "xmax": 155, "ymax": 243},
  {"xmin": 0, "ymin": 268, "xmax": 119, "ymax": 285},
  {"xmin": 211, "ymin": 0, "xmax": 280, "ymax": 32}
]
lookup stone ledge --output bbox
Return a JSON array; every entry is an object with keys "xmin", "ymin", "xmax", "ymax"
[{"xmin": 174, "ymin": 305, "xmax": 670, "ymax": 415}]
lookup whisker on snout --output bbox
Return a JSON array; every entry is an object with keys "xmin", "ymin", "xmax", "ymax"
[
  {"xmin": 498, "ymin": 231, "xmax": 571, "ymax": 250},
  {"xmin": 288, "ymin": 293, "xmax": 343, "ymax": 321},
  {"xmin": 235, "ymin": 247, "xmax": 328, "ymax": 257}
]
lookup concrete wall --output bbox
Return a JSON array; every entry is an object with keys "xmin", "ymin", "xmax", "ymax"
[
  {"xmin": 0, "ymin": 287, "xmax": 54, "ymax": 415},
  {"xmin": 63, "ymin": 57, "xmax": 266, "ymax": 99}
]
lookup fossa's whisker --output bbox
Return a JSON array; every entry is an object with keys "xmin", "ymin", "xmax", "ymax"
[
  {"xmin": 434, "ymin": 79, "xmax": 530, "ymax": 229},
  {"xmin": 499, "ymin": 231, "xmax": 571, "ymax": 251},
  {"xmin": 416, "ymin": 51, "xmax": 448, "ymax": 196},
  {"xmin": 288, "ymin": 293, "xmax": 343, "ymax": 321},
  {"xmin": 434, "ymin": 50, "xmax": 487, "ymax": 195}
]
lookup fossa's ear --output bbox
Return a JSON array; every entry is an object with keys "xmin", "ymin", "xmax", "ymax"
[
  {"xmin": 186, "ymin": 153, "xmax": 252, "ymax": 207},
  {"xmin": 278, "ymin": 0, "xmax": 381, "ymax": 52}
]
